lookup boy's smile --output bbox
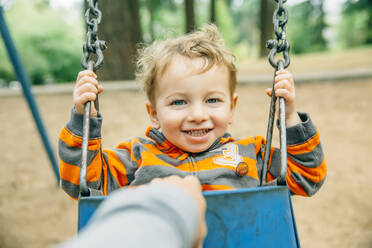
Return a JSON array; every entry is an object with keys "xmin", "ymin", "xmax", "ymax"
[{"xmin": 146, "ymin": 56, "xmax": 238, "ymax": 153}]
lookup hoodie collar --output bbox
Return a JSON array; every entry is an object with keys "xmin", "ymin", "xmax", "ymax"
[{"xmin": 145, "ymin": 126, "xmax": 234, "ymax": 159}]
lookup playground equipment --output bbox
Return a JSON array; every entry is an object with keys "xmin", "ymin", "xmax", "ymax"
[
  {"xmin": 0, "ymin": 3, "xmax": 59, "ymax": 182},
  {"xmin": 77, "ymin": 0, "xmax": 299, "ymax": 247}
]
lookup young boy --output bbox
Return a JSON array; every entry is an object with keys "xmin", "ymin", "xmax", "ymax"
[{"xmin": 59, "ymin": 25, "xmax": 326, "ymax": 199}]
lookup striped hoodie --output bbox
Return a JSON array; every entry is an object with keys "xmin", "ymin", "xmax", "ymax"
[{"xmin": 59, "ymin": 109, "xmax": 326, "ymax": 199}]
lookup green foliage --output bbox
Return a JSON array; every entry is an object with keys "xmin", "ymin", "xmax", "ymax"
[
  {"xmin": 287, "ymin": 0, "xmax": 328, "ymax": 54},
  {"xmin": 337, "ymin": 0, "xmax": 372, "ymax": 47},
  {"xmin": 140, "ymin": 0, "xmax": 184, "ymax": 42},
  {"xmin": 0, "ymin": 0, "xmax": 84, "ymax": 85},
  {"xmin": 140, "ymin": 0, "xmax": 238, "ymax": 53},
  {"xmin": 193, "ymin": 0, "xmax": 238, "ymax": 48},
  {"xmin": 215, "ymin": 0, "xmax": 238, "ymax": 48},
  {"xmin": 152, "ymin": 4, "xmax": 184, "ymax": 38},
  {"xmin": 229, "ymin": 0, "xmax": 261, "ymax": 58}
]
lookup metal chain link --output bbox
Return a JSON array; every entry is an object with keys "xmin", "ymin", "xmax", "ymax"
[
  {"xmin": 81, "ymin": 0, "xmax": 106, "ymax": 71},
  {"xmin": 80, "ymin": 0, "xmax": 106, "ymax": 197},
  {"xmin": 261, "ymin": 0, "xmax": 290, "ymax": 186},
  {"xmin": 266, "ymin": 0, "xmax": 290, "ymax": 69}
]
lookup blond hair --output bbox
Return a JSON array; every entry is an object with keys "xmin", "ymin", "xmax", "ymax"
[{"xmin": 135, "ymin": 24, "xmax": 237, "ymax": 103}]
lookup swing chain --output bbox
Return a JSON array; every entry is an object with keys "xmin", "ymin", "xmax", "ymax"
[
  {"xmin": 261, "ymin": 0, "xmax": 290, "ymax": 186},
  {"xmin": 82, "ymin": 0, "xmax": 106, "ymax": 71},
  {"xmin": 267, "ymin": 0, "xmax": 290, "ymax": 69},
  {"xmin": 80, "ymin": 0, "xmax": 106, "ymax": 197}
]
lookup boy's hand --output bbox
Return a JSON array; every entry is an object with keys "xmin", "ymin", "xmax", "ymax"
[
  {"xmin": 265, "ymin": 69, "xmax": 301, "ymax": 127},
  {"xmin": 73, "ymin": 70, "xmax": 104, "ymax": 117}
]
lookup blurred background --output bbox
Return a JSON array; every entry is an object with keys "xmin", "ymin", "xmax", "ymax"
[
  {"xmin": 1, "ymin": 0, "xmax": 372, "ymax": 248},
  {"xmin": 0, "ymin": 0, "xmax": 371, "ymax": 86}
]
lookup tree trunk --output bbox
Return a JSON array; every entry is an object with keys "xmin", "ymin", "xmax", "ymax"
[
  {"xmin": 185, "ymin": 0, "xmax": 195, "ymax": 33},
  {"xmin": 367, "ymin": 11, "xmax": 372, "ymax": 43},
  {"xmin": 96, "ymin": 0, "xmax": 142, "ymax": 80},
  {"xmin": 210, "ymin": 0, "xmax": 216, "ymax": 24},
  {"xmin": 147, "ymin": 0, "xmax": 155, "ymax": 42},
  {"xmin": 259, "ymin": 0, "xmax": 275, "ymax": 57},
  {"xmin": 317, "ymin": 0, "xmax": 327, "ymax": 48}
]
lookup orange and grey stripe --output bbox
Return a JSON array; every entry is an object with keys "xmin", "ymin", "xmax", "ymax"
[
  {"xmin": 265, "ymin": 113, "xmax": 326, "ymax": 196},
  {"xmin": 58, "ymin": 109, "xmax": 326, "ymax": 199}
]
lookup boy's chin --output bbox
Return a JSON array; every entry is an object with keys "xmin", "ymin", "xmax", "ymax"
[{"xmin": 180, "ymin": 144, "xmax": 211, "ymax": 154}]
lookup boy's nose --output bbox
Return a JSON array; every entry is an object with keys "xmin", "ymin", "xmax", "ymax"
[{"xmin": 188, "ymin": 104, "xmax": 208, "ymax": 123}]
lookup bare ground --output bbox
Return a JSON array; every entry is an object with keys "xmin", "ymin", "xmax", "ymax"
[{"xmin": 1, "ymin": 48, "xmax": 372, "ymax": 248}]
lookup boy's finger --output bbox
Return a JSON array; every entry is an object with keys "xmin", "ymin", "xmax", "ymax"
[
  {"xmin": 74, "ymin": 92, "xmax": 97, "ymax": 106},
  {"xmin": 97, "ymin": 84, "xmax": 104, "ymax": 94},
  {"xmin": 74, "ymin": 85, "xmax": 98, "ymax": 104},
  {"xmin": 274, "ymin": 89, "xmax": 295, "ymax": 102},
  {"xmin": 82, "ymin": 92, "xmax": 97, "ymax": 102},
  {"xmin": 274, "ymin": 80, "xmax": 293, "ymax": 92},
  {"xmin": 75, "ymin": 82, "xmax": 99, "ymax": 96},
  {"xmin": 274, "ymin": 74, "xmax": 294, "ymax": 84},
  {"xmin": 275, "ymin": 69, "xmax": 290, "ymax": 75},
  {"xmin": 265, "ymin": 88, "xmax": 272, "ymax": 96},
  {"xmin": 77, "ymin": 70, "xmax": 97, "ymax": 81},
  {"xmin": 76, "ymin": 75, "xmax": 99, "ymax": 88}
]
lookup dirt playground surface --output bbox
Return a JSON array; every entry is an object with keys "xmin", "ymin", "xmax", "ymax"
[{"xmin": 0, "ymin": 76, "xmax": 372, "ymax": 247}]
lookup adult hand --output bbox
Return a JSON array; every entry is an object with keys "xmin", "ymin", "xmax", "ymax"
[{"xmin": 150, "ymin": 176, "xmax": 207, "ymax": 248}]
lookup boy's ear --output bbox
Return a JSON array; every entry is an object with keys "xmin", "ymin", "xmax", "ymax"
[
  {"xmin": 228, "ymin": 93, "xmax": 238, "ymax": 125},
  {"xmin": 146, "ymin": 101, "xmax": 160, "ymax": 129},
  {"xmin": 231, "ymin": 93, "xmax": 238, "ymax": 110}
]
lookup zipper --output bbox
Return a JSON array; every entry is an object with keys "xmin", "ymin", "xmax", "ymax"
[{"xmin": 188, "ymin": 155, "xmax": 196, "ymax": 176}]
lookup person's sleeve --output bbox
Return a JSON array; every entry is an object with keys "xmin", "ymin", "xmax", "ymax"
[
  {"xmin": 266, "ymin": 112, "xmax": 327, "ymax": 196},
  {"xmin": 58, "ymin": 108, "xmax": 137, "ymax": 199},
  {"xmin": 55, "ymin": 184, "xmax": 200, "ymax": 248}
]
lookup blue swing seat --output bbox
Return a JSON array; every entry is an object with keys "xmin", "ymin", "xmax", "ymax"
[{"xmin": 78, "ymin": 185, "xmax": 300, "ymax": 248}]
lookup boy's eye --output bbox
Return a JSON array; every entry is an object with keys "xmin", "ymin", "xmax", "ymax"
[
  {"xmin": 172, "ymin": 100, "xmax": 186, "ymax": 105},
  {"xmin": 206, "ymin": 98, "xmax": 219, "ymax": 103}
]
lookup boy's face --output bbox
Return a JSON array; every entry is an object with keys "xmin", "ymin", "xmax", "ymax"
[{"xmin": 146, "ymin": 56, "xmax": 238, "ymax": 153}]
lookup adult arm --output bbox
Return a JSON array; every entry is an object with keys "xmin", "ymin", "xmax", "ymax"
[{"xmin": 56, "ymin": 176, "xmax": 205, "ymax": 248}]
